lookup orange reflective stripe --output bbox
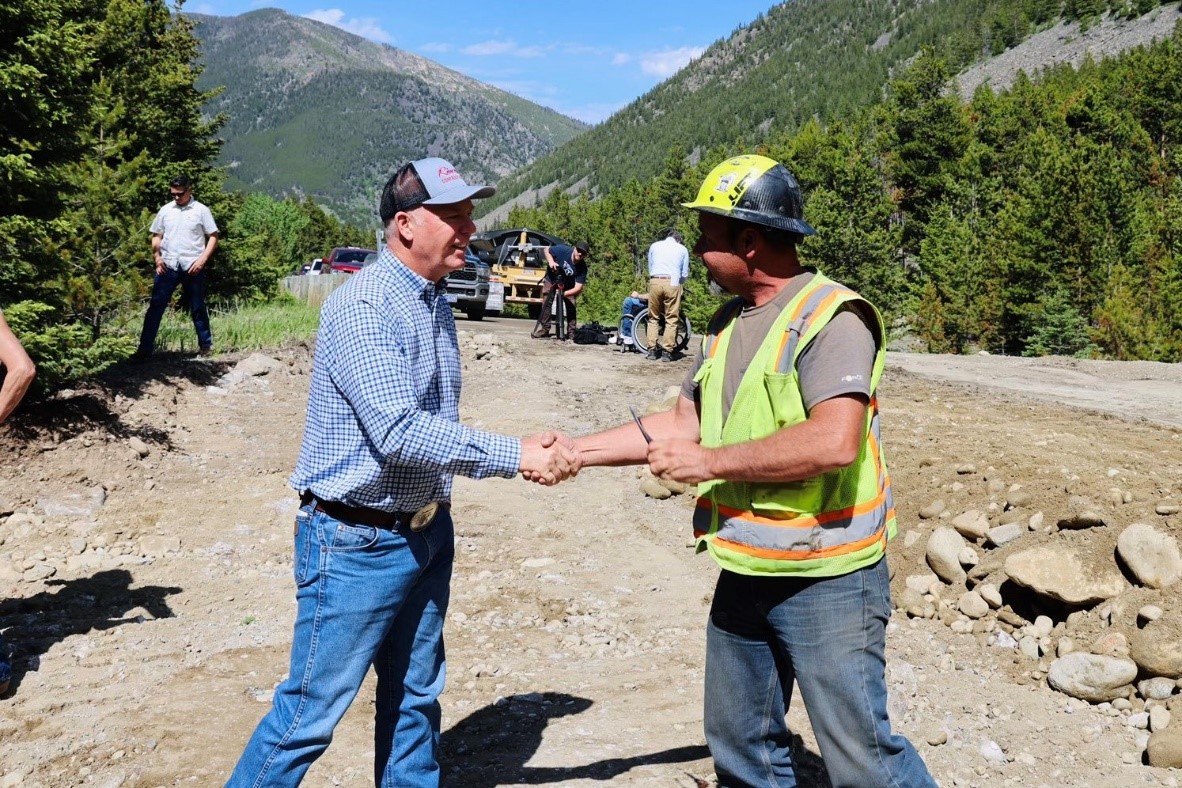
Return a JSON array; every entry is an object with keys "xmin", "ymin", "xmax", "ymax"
[{"xmin": 710, "ymin": 526, "xmax": 888, "ymax": 561}]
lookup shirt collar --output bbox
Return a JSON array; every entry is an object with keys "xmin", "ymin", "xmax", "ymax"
[{"xmin": 377, "ymin": 247, "xmax": 447, "ymax": 303}]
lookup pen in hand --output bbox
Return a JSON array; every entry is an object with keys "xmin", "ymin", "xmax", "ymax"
[{"xmin": 629, "ymin": 405, "xmax": 653, "ymax": 444}]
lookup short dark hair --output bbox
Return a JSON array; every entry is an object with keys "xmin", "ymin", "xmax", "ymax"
[
  {"xmin": 574, "ymin": 241, "xmax": 590, "ymax": 255},
  {"xmin": 665, "ymin": 229, "xmax": 683, "ymax": 244},
  {"xmin": 379, "ymin": 163, "xmax": 431, "ymax": 224},
  {"xmin": 169, "ymin": 175, "xmax": 191, "ymax": 190}
]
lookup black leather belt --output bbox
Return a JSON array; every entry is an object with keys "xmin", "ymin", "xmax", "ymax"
[{"xmin": 299, "ymin": 491, "xmax": 446, "ymax": 532}]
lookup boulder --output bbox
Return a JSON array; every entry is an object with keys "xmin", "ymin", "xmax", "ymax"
[
  {"xmin": 1131, "ymin": 620, "xmax": 1182, "ymax": 678},
  {"xmin": 926, "ymin": 527, "xmax": 966, "ymax": 584},
  {"xmin": 1047, "ymin": 652, "xmax": 1137, "ymax": 702},
  {"xmin": 1004, "ymin": 545, "xmax": 1127, "ymax": 605},
  {"xmin": 1117, "ymin": 522, "xmax": 1182, "ymax": 589}
]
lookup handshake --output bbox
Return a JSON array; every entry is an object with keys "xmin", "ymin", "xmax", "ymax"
[{"xmin": 519, "ymin": 431, "xmax": 581, "ymax": 485}]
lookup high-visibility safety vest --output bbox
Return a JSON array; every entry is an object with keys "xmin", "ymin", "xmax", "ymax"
[{"xmin": 691, "ymin": 272, "xmax": 896, "ymax": 578}]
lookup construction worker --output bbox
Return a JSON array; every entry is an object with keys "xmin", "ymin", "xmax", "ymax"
[{"xmin": 572, "ymin": 155, "xmax": 935, "ymax": 787}]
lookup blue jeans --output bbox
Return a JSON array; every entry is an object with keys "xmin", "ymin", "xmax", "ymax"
[
  {"xmin": 137, "ymin": 266, "xmax": 212, "ymax": 354},
  {"xmin": 227, "ymin": 503, "xmax": 454, "ymax": 787},
  {"xmin": 704, "ymin": 559, "xmax": 935, "ymax": 788}
]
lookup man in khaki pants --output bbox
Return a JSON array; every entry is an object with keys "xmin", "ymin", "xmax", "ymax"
[{"xmin": 645, "ymin": 229, "xmax": 690, "ymax": 361}]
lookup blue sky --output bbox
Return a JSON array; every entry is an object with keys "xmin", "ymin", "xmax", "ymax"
[{"xmin": 186, "ymin": 1, "xmax": 779, "ymax": 123}]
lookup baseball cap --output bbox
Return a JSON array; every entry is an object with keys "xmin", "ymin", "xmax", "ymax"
[{"xmin": 379, "ymin": 157, "xmax": 495, "ymax": 222}]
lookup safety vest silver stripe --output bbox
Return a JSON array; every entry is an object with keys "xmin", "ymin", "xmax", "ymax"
[{"xmin": 692, "ymin": 494, "xmax": 891, "ymax": 552}]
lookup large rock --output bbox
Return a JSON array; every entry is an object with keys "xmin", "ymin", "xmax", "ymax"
[
  {"xmin": 1046, "ymin": 652, "xmax": 1137, "ymax": 702},
  {"xmin": 951, "ymin": 510, "xmax": 989, "ymax": 540},
  {"xmin": 1117, "ymin": 522, "xmax": 1182, "ymax": 589},
  {"xmin": 38, "ymin": 485, "xmax": 107, "ymax": 519},
  {"xmin": 1130, "ymin": 620, "xmax": 1182, "ymax": 678},
  {"xmin": 926, "ymin": 527, "xmax": 966, "ymax": 584},
  {"xmin": 1004, "ymin": 545, "xmax": 1128, "ymax": 605},
  {"xmin": 1147, "ymin": 727, "xmax": 1182, "ymax": 769}
]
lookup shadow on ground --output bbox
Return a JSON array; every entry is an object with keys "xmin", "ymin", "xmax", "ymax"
[
  {"xmin": 0, "ymin": 568, "xmax": 181, "ymax": 697},
  {"xmin": 440, "ymin": 691, "xmax": 706, "ymax": 785}
]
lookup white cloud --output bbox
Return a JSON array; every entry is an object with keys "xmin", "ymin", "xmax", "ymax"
[
  {"xmin": 611, "ymin": 53, "xmax": 632, "ymax": 66},
  {"xmin": 461, "ymin": 39, "xmax": 545, "ymax": 58},
  {"xmin": 639, "ymin": 46, "xmax": 704, "ymax": 77},
  {"xmin": 304, "ymin": 9, "xmax": 393, "ymax": 44},
  {"xmin": 420, "ymin": 42, "xmax": 452, "ymax": 53}
]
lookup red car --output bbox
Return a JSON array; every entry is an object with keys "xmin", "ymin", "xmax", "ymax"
[{"xmin": 324, "ymin": 246, "xmax": 377, "ymax": 274}]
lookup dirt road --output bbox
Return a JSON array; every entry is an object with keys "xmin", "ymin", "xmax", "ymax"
[{"xmin": 2, "ymin": 320, "xmax": 1181, "ymax": 786}]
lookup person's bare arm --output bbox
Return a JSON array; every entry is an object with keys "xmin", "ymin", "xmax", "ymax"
[
  {"xmin": 0, "ymin": 311, "xmax": 36, "ymax": 423},
  {"xmin": 189, "ymin": 232, "xmax": 218, "ymax": 274},
  {"xmin": 575, "ymin": 393, "xmax": 701, "ymax": 468},
  {"xmin": 151, "ymin": 233, "xmax": 165, "ymax": 274},
  {"xmin": 646, "ymin": 394, "xmax": 868, "ymax": 485}
]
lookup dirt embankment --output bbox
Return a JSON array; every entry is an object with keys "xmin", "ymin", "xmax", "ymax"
[{"xmin": 2, "ymin": 327, "xmax": 1182, "ymax": 786}]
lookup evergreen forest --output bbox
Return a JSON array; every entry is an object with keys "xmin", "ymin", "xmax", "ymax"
[
  {"xmin": 0, "ymin": 0, "xmax": 369, "ymax": 389},
  {"xmin": 2, "ymin": 0, "xmax": 1180, "ymax": 403},
  {"xmin": 511, "ymin": 29, "xmax": 1182, "ymax": 361},
  {"xmin": 482, "ymin": 0, "xmax": 1177, "ymax": 216}
]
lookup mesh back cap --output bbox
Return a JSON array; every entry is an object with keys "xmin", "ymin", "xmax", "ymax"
[{"xmin": 380, "ymin": 157, "xmax": 495, "ymax": 222}]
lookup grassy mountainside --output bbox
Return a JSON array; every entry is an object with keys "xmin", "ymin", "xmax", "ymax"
[
  {"xmin": 480, "ymin": 0, "xmax": 1137, "ymax": 217},
  {"xmin": 191, "ymin": 9, "xmax": 587, "ymax": 225}
]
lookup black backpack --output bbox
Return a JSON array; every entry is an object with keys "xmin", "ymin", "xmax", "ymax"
[{"xmin": 573, "ymin": 321, "xmax": 610, "ymax": 345}]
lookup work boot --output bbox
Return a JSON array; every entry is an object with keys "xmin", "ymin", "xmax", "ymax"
[
  {"xmin": 645, "ymin": 347, "xmax": 662, "ymax": 361},
  {"xmin": 531, "ymin": 328, "xmax": 550, "ymax": 339}
]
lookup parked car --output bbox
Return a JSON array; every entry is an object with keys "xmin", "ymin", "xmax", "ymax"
[
  {"xmin": 300, "ymin": 258, "xmax": 325, "ymax": 276},
  {"xmin": 467, "ymin": 228, "xmax": 564, "ymax": 319},
  {"xmin": 324, "ymin": 246, "xmax": 377, "ymax": 274},
  {"xmin": 444, "ymin": 251, "xmax": 493, "ymax": 320}
]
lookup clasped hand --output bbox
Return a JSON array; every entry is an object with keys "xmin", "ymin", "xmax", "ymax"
[{"xmin": 520, "ymin": 431, "xmax": 581, "ymax": 485}]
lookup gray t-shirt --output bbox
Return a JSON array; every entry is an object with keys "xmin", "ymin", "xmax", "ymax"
[{"xmin": 681, "ymin": 271, "xmax": 878, "ymax": 420}]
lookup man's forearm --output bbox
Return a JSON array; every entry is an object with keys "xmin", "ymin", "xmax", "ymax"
[
  {"xmin": 575, "ymin": 403, "xmax": 695, "ymax": 467},
  {"xmin": 0, "ymin": 318, "xmax": 36, "ymax": 423}
]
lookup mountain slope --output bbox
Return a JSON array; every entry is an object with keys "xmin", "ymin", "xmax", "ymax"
[
  {"xmin": 479, "ymin": 0, "xmax": 1178, "ymax": 218},
  {"xmin": 191, "ymin": 9, "xmax": 587, "ymax": 225}
]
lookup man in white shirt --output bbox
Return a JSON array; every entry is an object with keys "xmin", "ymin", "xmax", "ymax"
[
  {"xmin": 131, "ymin": 175, "xmax": 219, "ymax": 361},
  {"xmin": 645, "ymin": 228, "xmax": 690, "ymax": 361}
]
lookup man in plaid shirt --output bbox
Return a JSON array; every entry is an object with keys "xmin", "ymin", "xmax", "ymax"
[{"xmin": 228, "ymin": 158, "xmax": 579, "ymax": 787}]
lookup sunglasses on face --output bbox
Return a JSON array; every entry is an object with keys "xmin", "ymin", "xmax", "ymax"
[{"xmin": 170, "ymin": 190, "xmax": 189, "ymax": 198}]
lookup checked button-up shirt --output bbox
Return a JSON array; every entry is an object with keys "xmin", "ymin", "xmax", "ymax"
[{"xmin": 290, "ymin": 247, "xmax": 521, "ymax": 511}]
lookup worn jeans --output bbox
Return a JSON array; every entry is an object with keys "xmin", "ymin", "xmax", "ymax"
[
  {"xmin": 227, "ymin": 502, "xmax": 454, "ymax": 788},
  {"xmin": 704, "ymin": 559, "xmax": 935, "ymax": 788},
  {"xmin": 137, "ymin": 266, "xmax": 212, "ymax": 354}
]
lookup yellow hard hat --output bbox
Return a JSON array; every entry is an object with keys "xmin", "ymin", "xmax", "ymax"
[{"xmin": 682, "ymin": 154, "xmax": 815, "ymax": 236}]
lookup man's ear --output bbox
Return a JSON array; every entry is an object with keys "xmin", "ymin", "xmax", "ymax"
[
  {"xmin": 736, "ymin": 226, "xmax": 760, "ymax": 260},
  {"xmin": 394, "ymin": 211, "xmax": 415, "ymax": 244}
]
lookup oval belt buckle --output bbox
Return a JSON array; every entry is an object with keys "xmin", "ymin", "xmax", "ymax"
[{"xmin": 409, "ymin": 502, "xmax": 439, "ymax": 532}]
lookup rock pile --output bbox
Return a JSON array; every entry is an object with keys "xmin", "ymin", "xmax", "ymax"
[{"xmin": 906, "ymin": 462, "xmax": 1182, "ymax": 766}]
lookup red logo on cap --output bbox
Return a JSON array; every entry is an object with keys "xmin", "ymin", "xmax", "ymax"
[{"xmin": 438, "ymin": 166, "xmax": 461, "ymax": 184}]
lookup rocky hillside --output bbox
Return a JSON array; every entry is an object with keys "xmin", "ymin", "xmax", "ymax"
[
  {"xmin": 191, "ymin": 9, "xmax": 587, "ymax": 225},
  {"xmin": 958, "ymin": 4, "xmax": 1182, "ymax": 98}
]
